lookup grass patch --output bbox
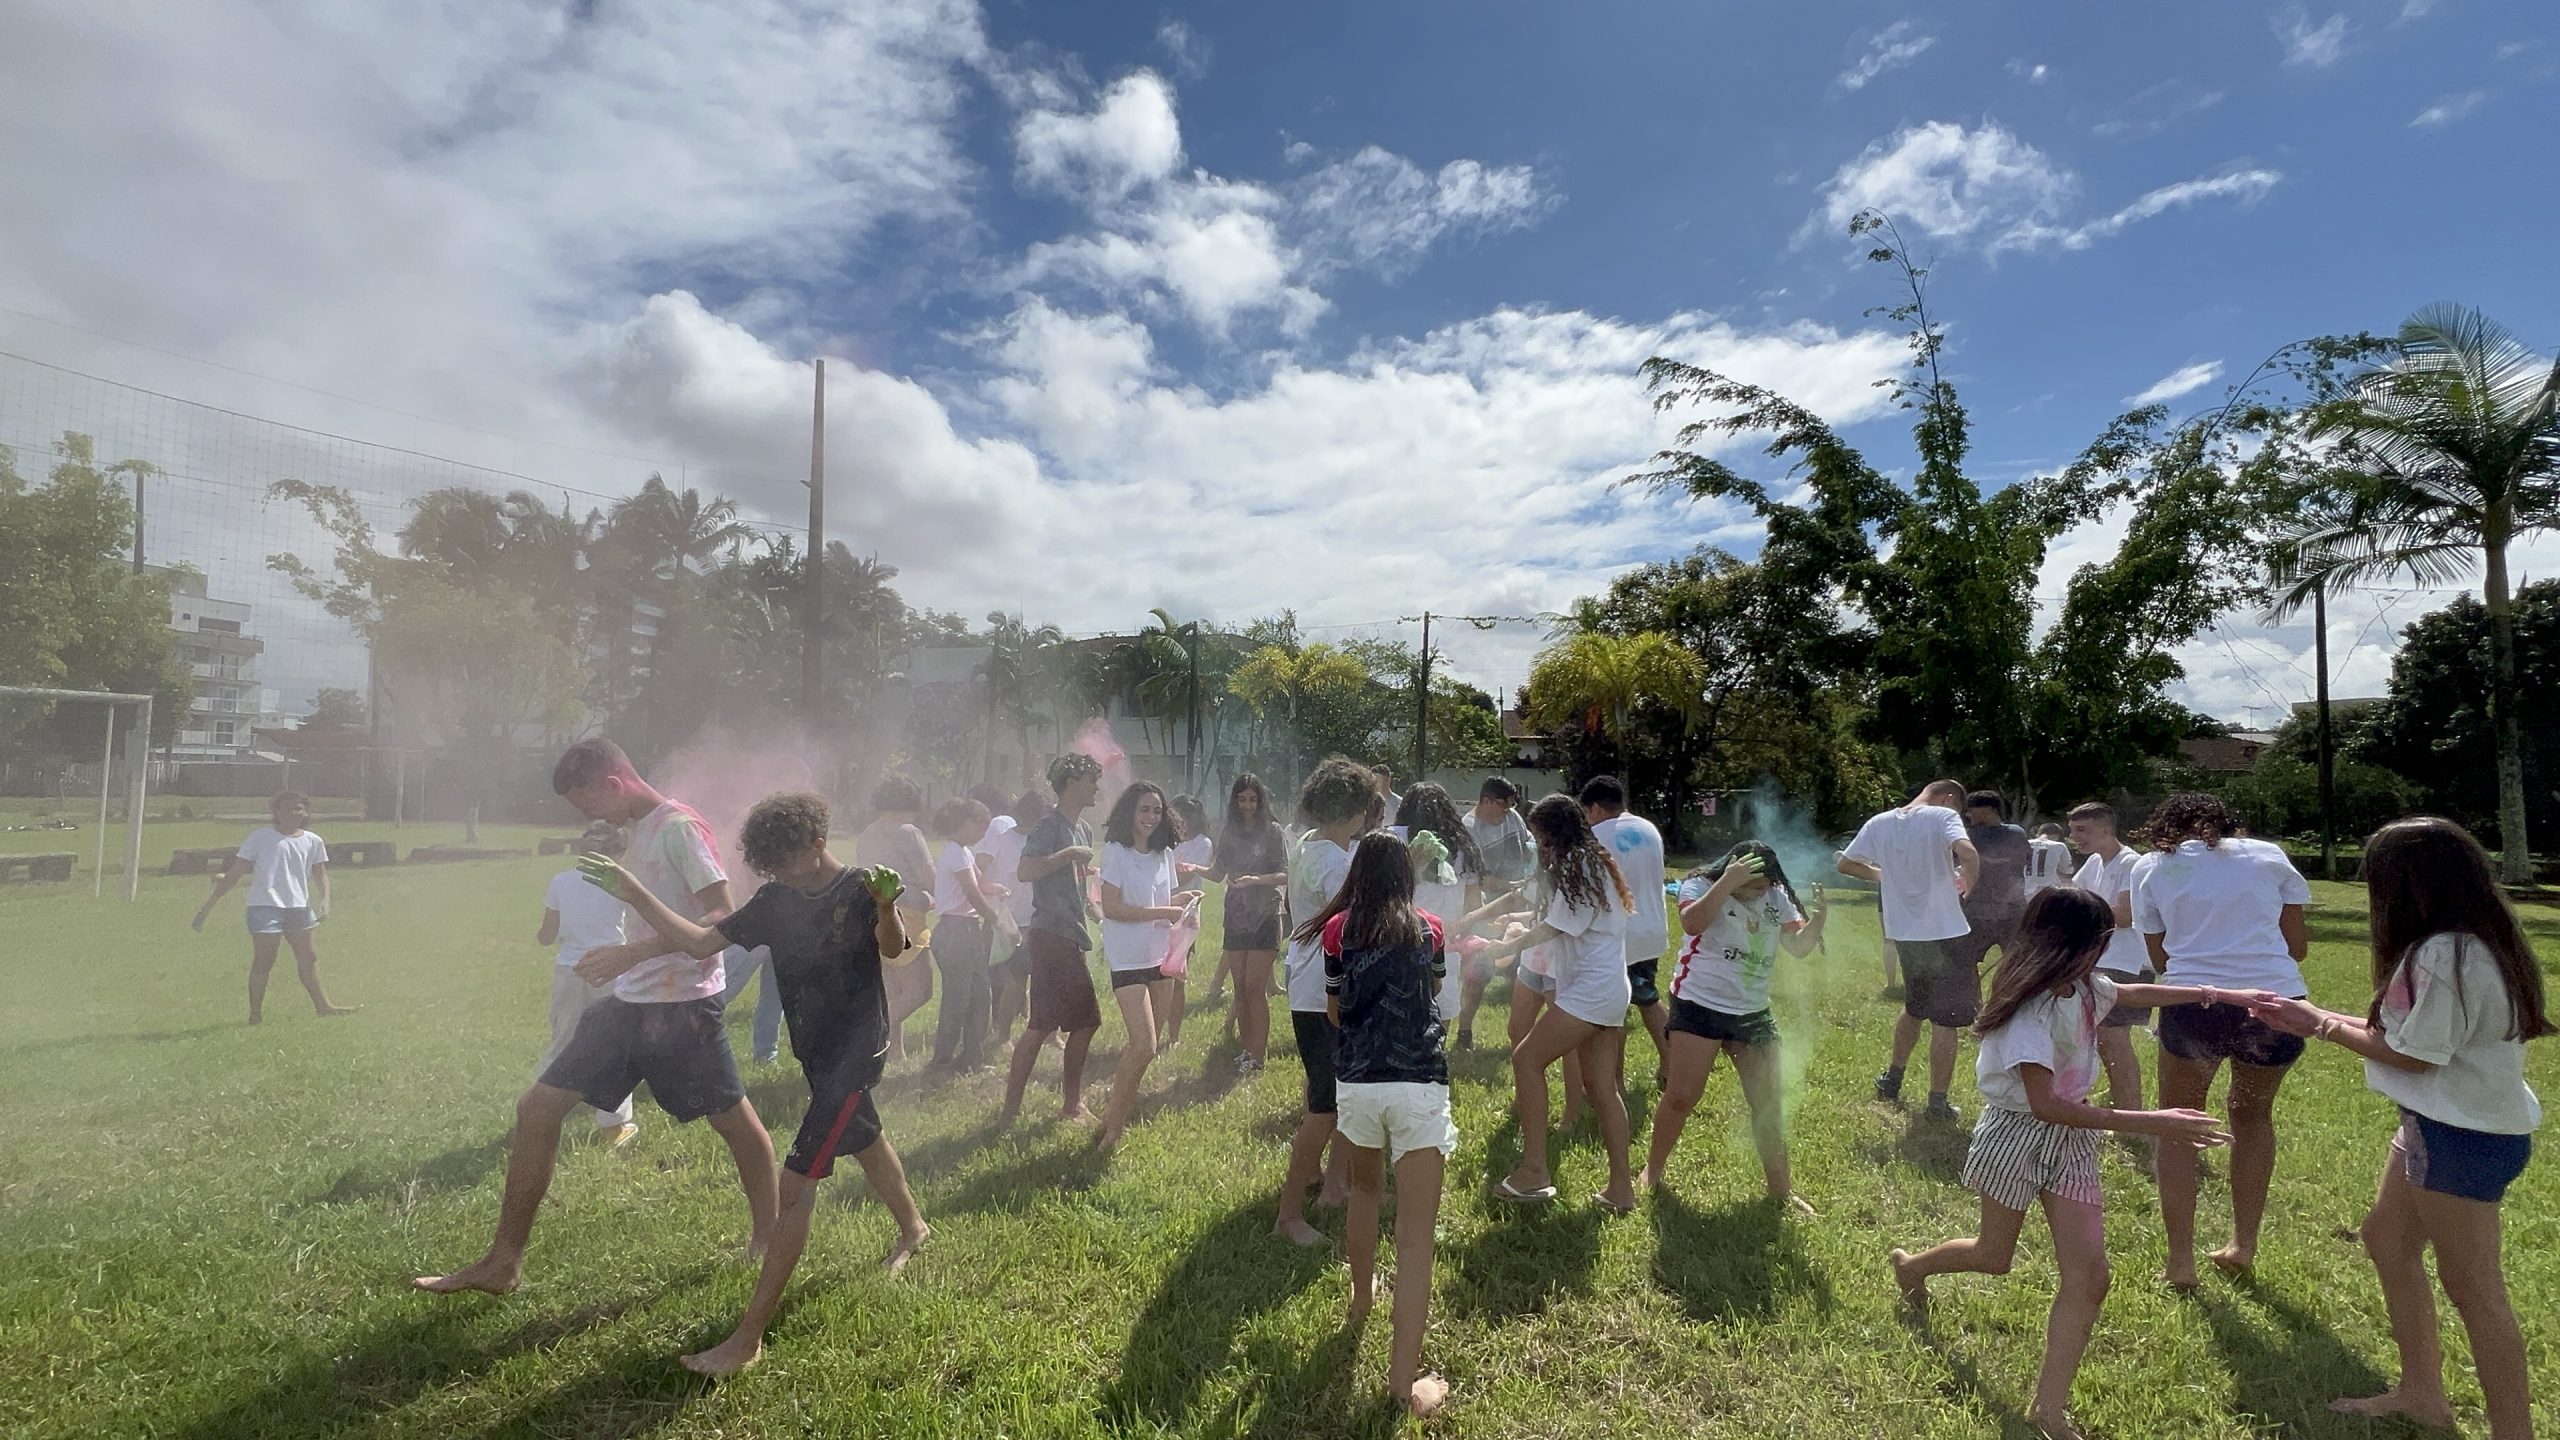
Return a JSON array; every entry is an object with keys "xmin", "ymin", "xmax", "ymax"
[{"xmin": 3, "ymin": 835, "xmax": 2555, "ymax": 1437}]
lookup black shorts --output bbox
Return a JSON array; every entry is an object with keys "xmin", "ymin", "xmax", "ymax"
[
  {"xmin": 1223, "ymin": 912, "xmax": 1281, "ymax": 951},
  {"xmin": 787, "ymin": 1058, "xmax": 886, "ymax": 1179},
  {"xmin": 1110, "ymin": 965, "xmax": 1166, "ymax": 990},
  {"xmin": 1947, "ymin": 909, "xmax": 2020, "ymax": 971},
  {"xmin": 2159, "ymin": 1001, "xmax": 2306, "ymax": 1068},
  {"xmin": 1668, "ymin": 996, "xmax": 1777, "ymax": 1048},
  {"xmin": 1627, "ymin": 957, "xmax": 1663, "ymax": 1009},
  {"xmin": 538, "ymin": 995, "xmax": 745, "ymax": 1123},
  {"xmin": 2097, "ymin": 967, "xmax": 2155, "ymax": 1028},
  {"xmin": 1292, "ymin": 1009, "xmax": 1337, "ymax": 1114},
  {"xmin": 1025, "ymin": 929, "xmax": 1101, "ymax": 1034},
  {"xmin": 1898, "ymin": 938, "xmax": 1981, "ymax": 1027}
]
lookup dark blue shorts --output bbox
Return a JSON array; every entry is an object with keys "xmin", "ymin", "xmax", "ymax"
[{"xmin": 2399, "ymin": 1108, "xmax": 2533, "ymax": 1204}]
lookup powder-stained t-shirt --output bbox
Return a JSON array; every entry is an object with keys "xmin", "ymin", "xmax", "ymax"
[
  {"xmin": 1976, "ymin": 973, "xmax": 2119, "ymax": 1113},
  {"xmin": 1593, "ymin": 813, "xmax": 1669, "ymax": 960},
  {"xmin": 1323, "ymin": 909, "xmax": 1448, "ymax": 1086},
  {"xmin": 717, "ymin": 866, "xmax": 887, "ymax": 1083},
  {"xmin": 1021, "ymin": 810, "xmax": 1094, "ymax": 947},
  {"xmin": 1670, "ymin": 879, "xmax": 1803, "ymax": 1016},
  {"xmin": 617, "ymin": 801, "xmax": 729, "ymax": 1003}
]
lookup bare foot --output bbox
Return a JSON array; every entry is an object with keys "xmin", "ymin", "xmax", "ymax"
[
  {"xmin": 411, "ymin": 1257, "xmax": 520, "ymax": 1295},
  {"xmin": 1094, "ymin": 1126, "xmax": 1124, "ymax": 1155},
  {"xmin": 1888, "ymin": 1248, "xmax": 1927, "ymax": 1310},
  {"xmin": 2328, "ymin": 1389, "xmax": 2455, "ymax": 1428},
  {"xmin": 2208, "ymin": 1244, "xmax": 2254, "ymax": 1277},
  {"xmin": 2162, "ymin": 1254, "xmax": 2200, "ymax": 1292},
  {"xmin": 1407, "ymin": 1374, "xmax": 1450, "ymax": 1419},
  {"xmin": 740, "ymin": 1232, "xmax": 771, "ymax": 1267},
  {"xmin": 1637, "ymin": 1166, "xmax": 1663, "ymax": 1191},
  {"xmin": 884, "ymin": 1224, "xmax": 930, "ymax": 1278},
  {"xmin": 678, "ymin": 1333, "xmax": 765, "ymax": 1376},
  {"xmin": 1779, "ymin": 1193, "xmax": 1819, "ymax": 1219},
  {"xmin": 1059, "ymin": 1105, "xmax": 1097, "ymax": 1127},
  {"xmin": 601, "ymin": 1122, "xmax": 640, "ymax": 1151},
  {"xmin": 2027, "ymin": 1405, "xmax": 2087, "ymax": 1440},
  {"xmin": 317, "ymin": 1004, "xmax": 360, "ymax": 1017},
  {"xmin": 247, "ymin": 1013, "xmax": 263, "ymax": 1026},
  {"xmin": 1274, "ymin": 1216, "xmax": 1325, "ymax": 1247}
]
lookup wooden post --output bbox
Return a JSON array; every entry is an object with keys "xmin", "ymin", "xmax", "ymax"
[
  {"xmin": 803, "ymin": 359, "xmax": 826, "ymax": 718},
  {"xmin": 94, "ymin": 705, "xmax": 115, "ymax": 897}
]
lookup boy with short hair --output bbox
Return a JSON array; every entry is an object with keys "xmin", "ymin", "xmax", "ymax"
[
  {"xmin": 1456, "ymin": 777, "xmax": 1532, "ymax": 1049},
  {"xmin": 535, "ymin": 819, "xmax": 639, "ymax": 1145},
  {"xmin": 1582, "ymin": 774, "xmax": 1670, "ymax": 1080},
  {"xmin": 191, "ymin": 791, "xmax": 356, "ymax": 1023},
  {"xmin": 1002, "ymin": 753, "xmax": 1106, "ymax": 1124},
  {"xmin": 2065, "ymin": 802, "xmax": 2156, "ymax": 1135},
  {"xmin": 414, "ymin": 738, "xmax": 777, "ymax": 1299},
  {"xmin": 582, "ymin": 789, "xmax": 929, "ymax": 1374}
]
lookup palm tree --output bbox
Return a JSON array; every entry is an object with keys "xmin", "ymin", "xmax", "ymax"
[
  {"xmin": 604, "ymin": 474, "xmax": 758, "ymax": 585},
  {"xmin": 2272, "ymin": 305, "xmax": 2560, "ymax": 882},
  {"xmin": 1229, "ymin": 641, "xmax": 1368, "ymax": 786},
  {"xmin": 1523, "ymin": 630, "xmax": 1706, "ymax": 786},
  {"xmin": 979, "ymin": 612, "xmax": 1066, "ymax": 781}
]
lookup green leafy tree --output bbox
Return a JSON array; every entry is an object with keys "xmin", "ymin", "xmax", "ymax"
[
  {"xmin": 1522, "ymin": 630, "xmax": 1704, "ymax": 787},
  {"xmin": 2272, "ymin": 306, "xmax": 2560, "ymax": 879},
  {"xmin": 2351, "ymin": 581, "xmax": 2560, "ymax": 849},
  {"xmin": 1229, "ymin": 640, "xmax": 1371, "ymax": 782}
]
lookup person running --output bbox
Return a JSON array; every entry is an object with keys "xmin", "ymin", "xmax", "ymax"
[
  {"xmin": 1583, "ymin": 775, "xmax": 1670, "ymax": 1085},
  {"xmin": 534, "ymin": 819, "xmax": 637, "ymax": 1145},
  {"xmin": 2064, "ymin": 803, "xmax": 2154, "ymax": 1151},
  {"xmin": 1297, "ymin": 831, "xmax": 1456, "ymax": 1419},
  {"xmin": 1094, "ymin": 781, "xmax": 1196, "ymax": 1153},
  {"xmin": 1643, "ymin": 843, "xmax": 1827, "ymax": 1212},
  {"xmin": 1396, "ymin": 782, "xmax": 1485, "ymax": 1023},
  {"xmin": 857, "ymin": 778, "xmax": 937, "ymax": 1062},
  {"xmin": 1001, "ymin": 755, "xmax": 1105, "ymax": 1126},
  {"xmin": 1945, "ymin": 790, "xmax": 2034, "ymax": 1114},
  {"xmin": 2244, "ymin": 818, "xmax": 2548, "ymax": 1440},
  {"xmin": 415, "ymin": 739, "xmax": 776, "ymax": 1297},
  {"xmin": 2131, "ymin": 791, "xmax": 2312, "ymax": 1290},
  {"xmin": 190, "ymin": 791, "xmax": 356, "ymax": 1023},
  {"xmin": 1890, "ymin": 887, "xmax": 2232, "ymax": 1440},
  {"xmin": 1840, "ymin": 780, "xmax": 1983, "ymax": 1122},
  {"xmin": 1207, "ymin": 773, "xmax": 1288, "ymax": 1071},
  {"xmin": 579, "ymin": 790, "xmax": 929, "ymax": 1374},
  {"xmin": 1274, "ymin": 756, "xmax": 1377, "ymax": 1245},
  {"xmin": 1478, "ymin": 794, "xmax": 1638, "ymax": 1212},
  {"xmin": 1457, "ymin": 777, "xmax": 1534, "ymax": 1050},
  {"xmin": 928, "ymin": 796, "xmax": 1002, "ymax": 1072},
  {"xmin": 987, "ymin": 788, "xmax": 1050, "ymax": 1048},
  {"xmin": 1161, "ymin": 792, "xmax": 1214, "ymax": 1047}
]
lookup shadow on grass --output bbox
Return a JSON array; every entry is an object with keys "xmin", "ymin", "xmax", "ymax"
[
  {"xmin": 1647, "ymin": 1189, "xmax": 1835, "ymax": 1323},
  {"xmin": 167, "ymin": 1274, "xmax": 706, "ymax": 1440},
  {"xmin": 1899, "ymin": 1311, "xmax": 2039, "ymax": 1440},
  {"xmin": 934, "ymin": 1135, "xmax": 1112, "ymax": 1216},
  {"xmin": 1096, "ymin": 1194, "xmax": 1337, "ymax": 1434},
  {"xmin": 1441, "ymin": 1116, "xmax": 1608, "ymax": 1325},
  {"xmin": 1858, "ymin": 1113, "xmax": 1969, "ymax": 1185},
  {"xmin": 1239, "ymin": 1318, "xmax": 1373, "ymax": 1440},
  {"xmin": 310, "ymin": 1132, "xmax": 512, "ymax": 1207},
  {"xmin": 2194, "ymin": 1274, "xmax": 2392, "ymax": 1435},
  {"xmin": 4, "ymin": 1023, "xmax": 238, "ymax": 1056}
]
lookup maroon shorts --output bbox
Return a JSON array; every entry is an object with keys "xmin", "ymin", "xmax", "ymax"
[{"xmin": 1025, "ymin": 928, "xmax": 1101, "ymax": 1034}]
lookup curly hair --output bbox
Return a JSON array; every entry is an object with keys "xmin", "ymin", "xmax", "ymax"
[
  {"xmin": 741, "ymin": 790, "xmax": 832, "ymax": 876},
  {"xmin": 1396, "ymin": 782, "xmax": 1482, "ymax": 877},
  {"xmin": 1295, "ymin": 755, "xmax": 1380, "ymax": 829},
  {"xmin": 1524, "ymin": 794, "xmax": 1632, "ymax": 915},
  {"xmin": 2146, "ymin": 792, "xmax": 2235, "ymax": 849},
  {"xmin": 1046, "ymin": 751, "xmax": 1103, "ymax": 797},
  {"xmin": 1103, "ymin": 781, "xmax": 1180, "ymax": 852},
  {"xmin": 930, "ymin": 796, "xmax": 990, "ymax": 841}
]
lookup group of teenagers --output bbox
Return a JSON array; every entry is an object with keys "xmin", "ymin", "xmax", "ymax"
[{"xmin": 387, "ymin": 736, "xmax": 2546, "ymax": 1436}]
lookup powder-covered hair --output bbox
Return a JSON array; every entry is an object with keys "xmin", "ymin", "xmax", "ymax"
[
  {"xmin": 1398, "ymin": 782, "xmax": 1482, "ymax": 877},
  {"xmin": 741, "ymin": 790, "xmax": 831, "ymax": 876},
  {"xmin": 1046, "ymin": 752, "xmax": 1103, "ymax": 797},
  {"xmin": 552, "ymin": 737, "xmax": 634, "ymax": 795}
]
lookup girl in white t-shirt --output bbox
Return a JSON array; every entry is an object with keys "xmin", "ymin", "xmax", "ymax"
[
  {"xmin": 2244, "ymin": 818, "xmax": 2551, "ymax": 1439},
  {"xmin": 189, "ymin": 791, "xmax": 356, "ymax": 1024},
  {"xmin": 1892, "ymin": 887, "xmax": 2231, "ymax": 1440},
  {"xmin": 2130, "ymin": 791, "xmax": 2313, "ymax": 1290},
  {"xmin": 1477, "ymin": 795, "xmax": 1638, "ymax": 1212},
  {"xmin": 1396, "ymin": 783, "xmax": 1488, "ymax": 1022},
  {"xmin": 1642, "ymin": 843, "xmax": 1828, "ymax": 1211},
  {"xmin": 1273, "ymin": 759, "xmax": 1383, "ymax": 1246},
  {"xmin": 1161, "ymin": 793, "xmax": 1215, "ymax": 1047},
  {"xmin": 1093, "ymin": 782, "xmax": 1197, "ymax": 1154},
  {"xmin": 928, "ymin": 797, "xmax": 1005, "ymax": 1072}
]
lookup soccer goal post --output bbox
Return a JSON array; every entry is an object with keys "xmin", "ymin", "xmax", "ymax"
[{"xmin": 0, "ymin": 686, "xmax": 154, "ymax": 901}]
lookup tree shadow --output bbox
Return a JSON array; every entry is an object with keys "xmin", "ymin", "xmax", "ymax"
[
  {"xmin": 1647, "ymin": 1188, "xmax": 1835, "ymax": 1324},
  {"xmin": 308, "ymin": 1132, "xmax": 512, "ymax": 1208},
  {"xmin": 450, "ymin": 1343, "xmax": 709, "ymax": 1440},
  {"xmin": 1857, "ymin": 1114, "xmax": 1968, "ymax": 1185},
  {"xmin": 2193, "ymin": 1274, "xmax": 2393, "ymax": 1435},
  {"xmin": 1096, "ymin": 1194, "xmax": 1337, "ymax": 1434},
  {"xmin": 1239, "ymin": 1316, "xmax": 1372, "ymax": 1440},
  {"xmin": 1440, "ymin": 1169, "xmax": 1607, "ymax": 1324},
  {"xmin": 933, "ymin": 1135, "xmax": 1112, "ymax": 1217},
  {"xmin": 165, "ymin": 1276, "xmax": 700, "ymax": 1440}
]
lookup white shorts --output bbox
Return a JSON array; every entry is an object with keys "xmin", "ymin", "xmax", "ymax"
[
  {"xmin": 1335, "ymin": 1081, "xmax": 1458, "ymax": 1162},
  {"xmin": 1553, "ymin": 957, "xmax": 1633, "ymax": 1028}
]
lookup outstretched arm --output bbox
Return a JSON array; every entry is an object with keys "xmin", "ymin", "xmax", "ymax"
[
  {"xmin": 575, "ymin": 856, "xmax": 728, "ymax": 969},
  {"xmin": 192, "ymin": 858, "xmax": 250, "ymax": 931},
  {"xmin": 2243, "ymin": 992, "xmax": 2432, "ymax": 1073},
  {"xmin": 2019, "ymin": 1064, "xmax": 2232, "ymax": 1146},
  {"xmin": 1480, "ymin": 920, "xmax": 1561, "ymax": 964}
]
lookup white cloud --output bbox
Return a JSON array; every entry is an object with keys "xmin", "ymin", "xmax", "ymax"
[
  {"xmin": 1014, "ymin": 71, "xmax": 1184, "ymax": 202},
  {"xmin": 2093, "ymin": 82, "xmax": 2226, "ymax": 141},
  {"xmin": 2125, "ymin": 359, "xmax": 2224, "ymax": 407},
  {"xmin": 1155, "ymin": 18, "xmax": 1211, "ymax": 79},
  {"xmin": 2398, "ymin": 0, "xmax": 2437, "ymax": 20},
  {"xmin": 2275, "ymin": 7, "xmax": 2351, "ymax": 68},
  {"xmin": 1811, "ymin": 122, "xmax": 2278, "ymax": 255},
  {"xmin": 1836, "ymin": 20, "xmax": 1937, "ymax": 92},
  {"xmin": 2007, "ymin": 59, "xmax": 2051, "ymax": 85},
  {"xmin": 2496, "ymin": 40, "xmax": 2539, "ymax": 61},
  {"xmin": 2410, "ymin": 90, "xmax": 2488, "ymax": 127},
  {"xmin": 1291, "ymin": 148, "xmax": 1554, "ymax": 280}
]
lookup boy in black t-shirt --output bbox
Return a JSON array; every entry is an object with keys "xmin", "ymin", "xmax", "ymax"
[{"xmin": 580, "ymin": 790, "xmax": 929, "ymax": 1376}]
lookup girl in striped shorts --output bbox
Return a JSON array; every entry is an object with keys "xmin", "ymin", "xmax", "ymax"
[{"xmin": 1889, "ymin": 887, "xmax": 2235, "ymax": 1440}]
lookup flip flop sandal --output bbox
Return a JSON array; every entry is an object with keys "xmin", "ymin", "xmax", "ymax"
[{"xmin": 1494, "ymin": 1178, "xmax": 1557, "ymax": 1204}]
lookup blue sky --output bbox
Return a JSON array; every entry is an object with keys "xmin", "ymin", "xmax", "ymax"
[{"xmin": 1, "ymin": 0, "xmax": 2552, "ymax": 721}]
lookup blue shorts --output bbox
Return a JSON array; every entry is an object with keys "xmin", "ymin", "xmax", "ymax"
[
  {"xmin": 2399, "ymin": 1108, "xmax": 2533, "ymax": 1204},
  {"xmin": 246, "ymin": 905, "xmax": 317, "ymax": 935}
]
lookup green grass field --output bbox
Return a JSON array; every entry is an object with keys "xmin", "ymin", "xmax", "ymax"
[{"xmin": 3, "ymin": 828, "xmax": 2555, "ymax": 1439}]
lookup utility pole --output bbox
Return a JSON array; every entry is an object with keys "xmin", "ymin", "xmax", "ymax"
[
  {"xmin": 1186, "ymin": 625, "xmax": 1201, "ymax": 794},
  {"xmin": 1413, "ymin": 611, "xmax": 1433, "ymax": 781},
  {"xmin": 131, "ymin": 466, "xmax": 146, "ymax": 573},
  {"xmin": 802, "ymin": 359, "xmax": 826, "ymax": 719},
  {"xmin": 2314, "ymin": 584, "xmax": 2336, "ymax": 881}
]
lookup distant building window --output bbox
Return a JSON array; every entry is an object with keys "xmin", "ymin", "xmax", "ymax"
[{"xmin": 197, "ymin": 618, "xmax": 242, "ymax": 634}]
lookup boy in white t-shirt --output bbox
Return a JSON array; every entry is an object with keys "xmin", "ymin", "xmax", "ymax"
[
  {"xmin": 1583, "ymin": 775, "xmax": 1671, "ymax": 1084},
  {"xmin": 1838, "ymin": 779, "xmax": 1982, "ymax": 1121},
  {"xmin": 191, "ymin": 791, "xmax": 357, "ymax": 1024},
  {"xmin": 536, "ymin": 820, "xmax": 638, "ymax": 1143}
]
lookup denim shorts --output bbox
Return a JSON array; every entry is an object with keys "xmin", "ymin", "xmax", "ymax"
[
  {"xmin": 246, "ymin": 905, "xmax": 316, "ymax": 935},
  {"xmin": 2399, "ymin": 1108, "xmax": 2534, "ymax": 1204}
]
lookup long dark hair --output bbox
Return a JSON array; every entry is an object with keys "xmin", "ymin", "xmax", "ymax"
[
  {"xmin": 1697, "ymin": 840, "xmax": 1801, "ymax": 913},
  {"xmin": 2362, "ymin": 817, "xmax": 2553, "ymax": 1042},
  {"xmin": 1102, "ymin": 781, "xmax": 1179, "ymax": 852},
  {"xmin": 1396, "ymin": 781, "xmax": 1481, "ymax": 877},
  {"xmin": 1292, "ymin": 831, "xmax": 1427, "ymax": 952},
  {"xmin": 1224, "ymin": 772, "xmax": 1279, "ymax": 841},
  {"xmin": 1976, "ymin": 888, "xmax": 2115, "ymax": 1037},
  {"xmin": 2147, "ymin": 792, "xmax": 2235, "ymax": 850},
  {"xmin": 1524, "ymin": 794, "xmax": 1632, "ymax": 914}
]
